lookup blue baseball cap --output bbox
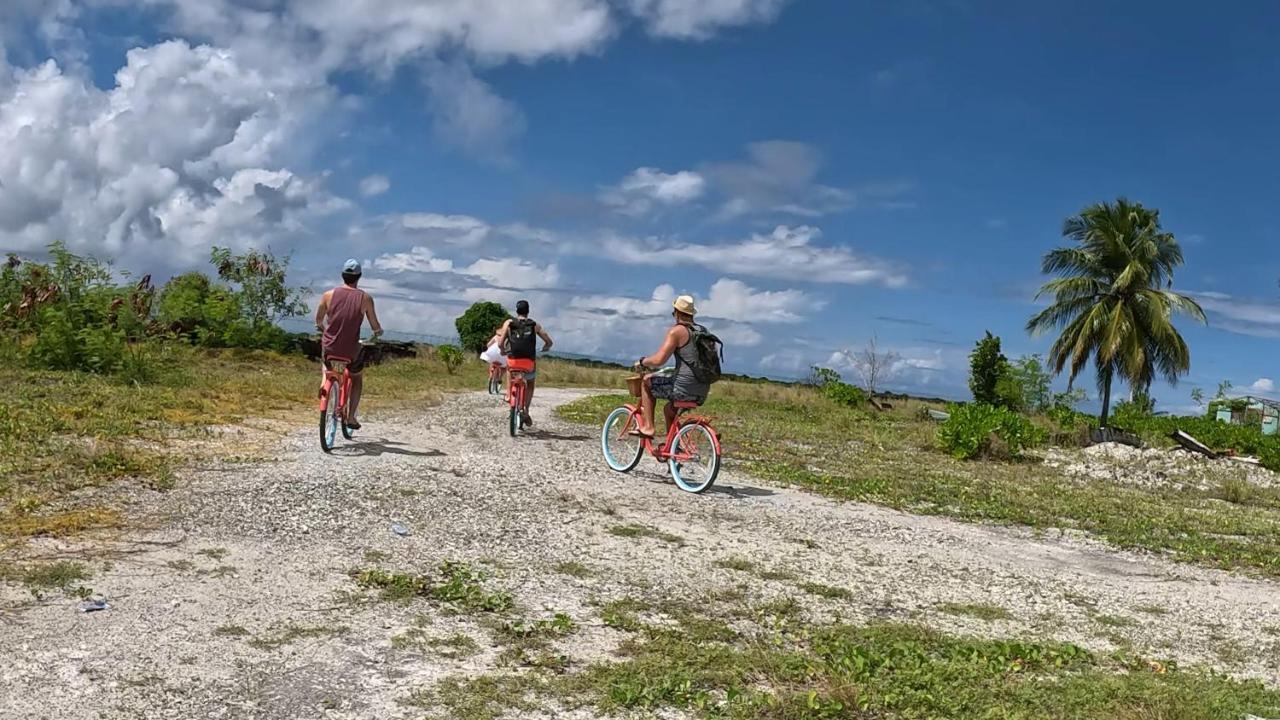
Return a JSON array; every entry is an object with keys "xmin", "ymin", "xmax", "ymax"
[{"xmin": 342, "ymin": 258, "xmax": 362, "ymax": 275}]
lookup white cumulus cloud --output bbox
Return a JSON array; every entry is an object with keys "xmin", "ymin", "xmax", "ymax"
[
  {"xmin": 0, "ymin": 39, "xmax": 338, "ymax": 267},
  {"xmin": 600, "ymin": 167, "xmax": 706, "ymax": 216},
  {"xmin": 359, "ymin": 174, "xmax": 390, "ymax": 197},
  {"xmin": 625, "ymin": 0, "xmax": 790, "ymax": 39},
  {"xmin": 1251, "ymin": 378, "xmax": 1275, "ymax": 394},
  {"xmin": 602, "ymin": 225, "xmax": 908, "ymax": 287}
]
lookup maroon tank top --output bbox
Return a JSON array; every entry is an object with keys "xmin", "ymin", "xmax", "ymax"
[{"xmin": 322, "ymin": 286, "xmax": 366, "ymax": 360}]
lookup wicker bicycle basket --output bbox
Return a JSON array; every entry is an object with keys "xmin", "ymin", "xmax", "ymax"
[{"xmin": 625, "ymin": 375, "xmax": 644, "ymax": 397}]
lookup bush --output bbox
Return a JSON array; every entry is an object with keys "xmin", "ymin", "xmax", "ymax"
[
  {"xmin": 455, "ymin": 301, "xmax": 510, "ymax": 354},
  {"xmin": 807, "ymin": 366, "xmax": 841, "ymax": 388},
  {"xmin": 822, "ymin": 381, "xmax": 866, "ymax": 407},
  {"xmin": 436, "ymin": 344, "xmax": 463, "ymax": 374},
  {"xmin": 939, "ymin": 403, "xmax": 1046, "ymax": 460},
  {"xmin": 969, "ymin": 332, "xmax": 1011, "ymax": 407}
]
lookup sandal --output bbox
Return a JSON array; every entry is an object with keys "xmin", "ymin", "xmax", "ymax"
[{"xmin": 629, "ymin": 428, "xmax": 655, "ymax": 439}]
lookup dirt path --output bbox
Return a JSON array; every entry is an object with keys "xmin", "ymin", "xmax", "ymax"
[{"xmin": 4, "ymin": 389, "xmax": 1279, "ymax": 719}]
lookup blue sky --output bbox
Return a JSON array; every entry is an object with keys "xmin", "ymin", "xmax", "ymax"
[{"xmin": 2, "ymin": 1, "xmax": 1279, "ymax": 408}]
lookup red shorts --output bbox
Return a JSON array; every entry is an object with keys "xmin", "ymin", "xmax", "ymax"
[{"xmin": 507, "ymin": 358, "xmax": 535, "ymax": 375}]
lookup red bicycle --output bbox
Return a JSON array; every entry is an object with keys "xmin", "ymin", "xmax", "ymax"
[
  {"xmin": 487, "ymin": 361, "xmax": 506, "ymax": 396},
  {"xmin": 506, "ymin": 358, "xmax": 535, "ymax": 436},
  {"xmin": 599, "ymin": 375, "xmax": 722, "ymax": 493},
  {"xmin": 318, "ymin": 339, "xmax": 373, "ymax": 452}
]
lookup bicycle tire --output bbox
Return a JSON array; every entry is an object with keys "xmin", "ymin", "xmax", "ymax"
[
  {"xmin": 509, "ymin": 405, "xmax": 520, "ymax": 437},
  {"xmin": 320, "ymin": 380, "xmax": 339, "ymax": 453},
  {"xmin": 601, "ymin": 406, "xmax": 643, "ymax": 472},
  {"xmin": 669, "ymin": 422, "xmax": 720, "ymax": 493}
]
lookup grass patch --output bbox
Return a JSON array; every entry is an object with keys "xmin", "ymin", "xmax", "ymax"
[
  {"xmin": 607, "ymin": 524, "xmax": 684, "ymax": 545},
  {"xmin": 405, "ymin": 675, "xmax": 543, "ymax": 720},
  {"xmin": 1096, "ymin": 614, "xmax": 1139, "ymax": 628},
  {"xmin": 442, "ymin": 606, "xmax": 1280, "ymax": 719},
  {"xmin": 213, "ymin": 624, "xmax": 249, "ymax": 638},
  {"xmin": 937, "ymin": 602, "xmax": 1014, "ymax": 621},
  {"xmin": 166, "ymin": 559, "xmax": 195, "ymax": 572},
  {"xmin": 714, "ymin": 556, "xmax": 757, "ymax": 573},
  {"xmin": 391, "ymin": 629, "xmax": 480, "ymax": 659},
  {"xmin": 553, "ymin": 561, "xmax": 592, "ymax": 578},
  {"xmin": 559, "ymin": 391, "xmax": 1280, "ymax": 577},
  {"xmin": 354, "ymin": 562, "xmax": 513, "ymax": 613},
  {"xmin": 2, "ymin": 560, "xmax": 95, "ymax": 599},
  {"xmin": 599, "ymin": 598, "xmax": 648, "ymax": 632},
  {"xmin": 1135, "ymin": 604, "xmax": 1169, "ymax": 616},
  {"xmin": 248, "ymin": 624, "xmax": 347, "ymax": 650},
  {"xmin": 798, "ymin": 581, "xmax": 853, "ymax": 601},
  {"xmin": 196, "ymin": 547, "xmax": 229, "ymax": 560}
]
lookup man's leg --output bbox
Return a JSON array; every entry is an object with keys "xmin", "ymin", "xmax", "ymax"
[
  {"xmin": 662, "ymin": 400, "xmax": 677, "ymax": 436},
  {"xmin": 347, "ymin": 371, "xmax": 364, "ymax": 423},
  {"xmin": 522, "ymin": 379, "xmax": 536, "ymax": 425},
  {"xmin": 638, "ymin": 374, "xmax": 657, "ymax": 436}
]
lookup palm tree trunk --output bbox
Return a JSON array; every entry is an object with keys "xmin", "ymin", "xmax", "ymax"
[{"xmin": 1099, "ymin": 369, "xmax": 1113, "ymax": 427}]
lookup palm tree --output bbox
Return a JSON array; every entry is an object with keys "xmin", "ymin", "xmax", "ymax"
[{"xmin": 1026, "ymin": 199, "xmax": 1205, "ymax": 426}]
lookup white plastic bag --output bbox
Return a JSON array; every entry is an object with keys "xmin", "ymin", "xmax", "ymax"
[{"xmin": 480, "ymin": 343, "xmax": 507, "ymax": 366}]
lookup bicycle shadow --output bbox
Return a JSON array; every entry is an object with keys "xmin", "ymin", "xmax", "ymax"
[
  {"xmin": 331, "ymin": 439, "xmax": 445, "ymax": 458},
  {"xmin": 708, "ymin": 483, "xmax": 776, "ymax": 500},
  {"xmin": 521, "ymin": 429, "xmax": 591, "ymax": 442}
]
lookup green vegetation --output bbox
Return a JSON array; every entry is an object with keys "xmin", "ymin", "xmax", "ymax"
[
  {"xmin": 937, "ymin": 602, "xmax": 1015, "ymax": 621},
  {"xmin": 454, "ymin": 301, "xmax": 509, "ymax": 354},
  {"xmin": 435, "ymin": 344, "xmax": 463, "ymax": 374},
  {"xmin": 969, "ymin": 331, "xmax": 1013, "ymax": 408},
  {"xmin": 391, "ymin": 629, "xmax": 480, "ymax": 658},
  {"xmin": 410, "ymin": 596, "xmax": 1280, "ymax": 720},
  {"xmin": 938, "ymin": 402, "xmax": 1045, "ymax": 459},
  {"xmin": 354, "ymin": 562, "xmax": 514, "ymax": 613},
  {"xmin": 1027, "ymin": 198, "xmax": 1205, "ymax": 425},
  {"xmin": 247, "ymin": 624, "xmax": 347, "ymax": 650},
  {"xmin": 1, "ymin": 560, "xmax": 94, "ymax": 599},
  {"xmin": 553, "ymin": 561, "xmax": 592, "ymax": 578},
  {"xmin": 607, "ymin": 523, "xmax": 684, "ymax": 545},
  {"xmin": 798, "ymin": 581, "xmax": 853, "ymax": 600},
  {"xmin": 559, "ymin": 391, "xmax": 1280, "ymax": 577}
]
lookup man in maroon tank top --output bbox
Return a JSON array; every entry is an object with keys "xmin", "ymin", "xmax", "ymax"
[{"xmin": 314, "ymin": 259, "xmax": 383, "ymax": 429}]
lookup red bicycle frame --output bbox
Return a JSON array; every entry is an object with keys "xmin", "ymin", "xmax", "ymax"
[
  {"xmin": 626, "ymin": 400, "xmax": 722, "ymax": 461},
  {"xmin": 318, "ymin": 357, "xmax": 354, "ymax": 416}
]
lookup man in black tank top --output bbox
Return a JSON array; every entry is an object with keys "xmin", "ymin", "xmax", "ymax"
[
  {"xmin": 495, "ymin": 300, "xmax": 554, "ymax": 426},
  {"xmin": 632, "ymin": 295, "xmax": 704, "ymax": 438}
]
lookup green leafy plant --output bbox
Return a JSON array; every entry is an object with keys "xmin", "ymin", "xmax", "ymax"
[
  {"xmin": 455, "ymin": 301, "xmax": 510, "ymax": 354},
  {"xmin": 822, "ymin": 381, "xmax": 866, "ymax": 408},
  {"xmin": 436, "ymin": 344, "xmax": 463, "ymax": 374},
  {"xmin": 969, "ymin": 332, "xmax": 1011, "ymax": 407},
  {"xmin": 939, "ymin": 403, "xmax": 1046, "ymax": 460}
]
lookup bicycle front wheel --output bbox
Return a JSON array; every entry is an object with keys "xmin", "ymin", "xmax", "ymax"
[
  {"xmin": 669, "ymin": 422, "xmax": 720, "ymax": 493},
  {"xmin": 601, "ymin": 406, "xmax": 643, "ymax": 472},
  {"xmin": 320, "ymin": 382, "xmax": 340, "ymax": 453}
]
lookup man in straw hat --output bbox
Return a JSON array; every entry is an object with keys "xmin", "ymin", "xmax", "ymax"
[{"xmin": 632, "ymin": 294, "xmax": 711, "ymax": 438}]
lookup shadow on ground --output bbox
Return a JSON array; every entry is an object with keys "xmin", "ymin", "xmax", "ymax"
[{"xmin": 331, "ymin": 439, "xmax": 445, "ymax": 458}]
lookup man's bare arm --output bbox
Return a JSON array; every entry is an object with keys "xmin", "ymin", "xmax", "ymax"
[
  {"xmin": 639, "ymin": 326, "xmax": 682, "ymax": 368},
  {"xmin": 314, "ymin": 290, "xmax": 330, "ymax": 331},
  {"xmin": 494, "ymin": 320, "xmax": 511, "ymax": 348},
  {"xmin": 364, "ymin": 293, "xmax": 383, "ymax": 336},
  {"xmin": 536, "ymin": 324, "xmax": 553, "ymax": 352}
]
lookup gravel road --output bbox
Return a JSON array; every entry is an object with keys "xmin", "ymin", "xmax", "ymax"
[{"xmin": 3, "ymin": 388, "xmax": 1279, "ymax": 719}]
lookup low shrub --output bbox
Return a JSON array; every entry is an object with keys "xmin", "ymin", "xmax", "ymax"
[
  {"xmin": 436, "ymin": 345, "xmax": 463, "ymax": 374},
  {"xmin": 939, "ymin": 403, "xmax": 1045, "ymax": 460},
  {"xmin": 822, "ymin": 381, "xmax": 866, "ymax": 408}
]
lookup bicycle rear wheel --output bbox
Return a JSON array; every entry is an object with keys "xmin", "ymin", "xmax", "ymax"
[
  {"xmin": 601, "ymin": 406, "xmax": 643, "ymax": 472},
  {"xmin": 509, "ymin": 405, "xmax": 520, "ymax": 436},
  {"xmin": 320, "ymin": 381, "xmax": 340, "ymax": 452},
  {"xmin": 340, "ymin": 376, "xmax": 356, "ymax": 439},
  {"xmin": 669, "ymin": 422, "xmax": 720, "ymax": 493}
]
